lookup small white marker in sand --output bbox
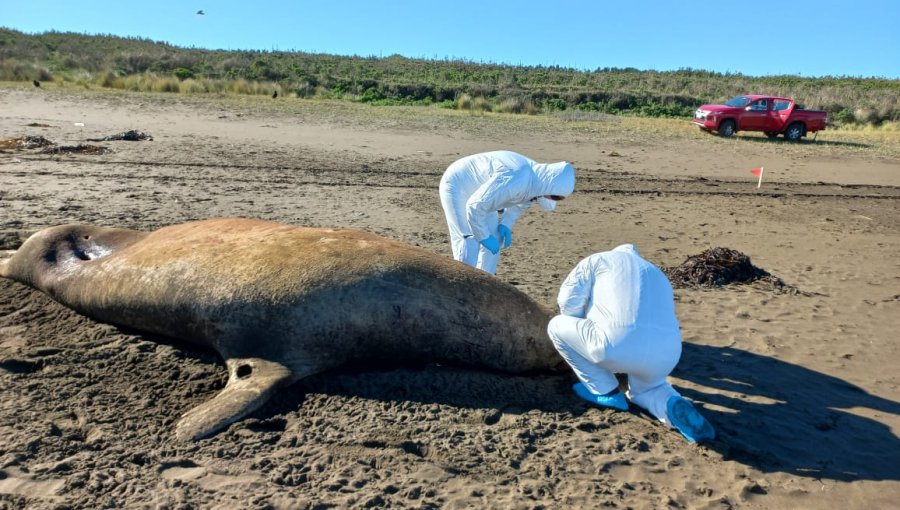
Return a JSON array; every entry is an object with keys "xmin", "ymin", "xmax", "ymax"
[{"xmin": 74, "ymin": 122, "xmax": 85, "ymax": 127}]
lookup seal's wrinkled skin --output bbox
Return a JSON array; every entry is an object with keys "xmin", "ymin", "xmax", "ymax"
[{"xmin": 1, "ymin": 218, "xmax": 559, "ymax": 440}]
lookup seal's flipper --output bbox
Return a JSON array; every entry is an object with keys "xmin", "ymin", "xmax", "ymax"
[{"xmin": 175, "ymin": 357, "xmax": 295, "ymax": 441}]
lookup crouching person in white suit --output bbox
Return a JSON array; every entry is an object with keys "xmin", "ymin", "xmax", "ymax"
[{"xmin": 547, "ymin": 244, "xmax": 715, "ymax": 443}]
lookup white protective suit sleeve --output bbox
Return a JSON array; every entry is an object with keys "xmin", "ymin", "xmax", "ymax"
[
  {"xmin": 498, "ymin": 201, "xmax": 532, "ymax": 229},
  {"xmin": 556, "ymin": 256, "xmax": 601, "ymax": 318},
  {"xmin": 465, "ymin": 171, "xmax": 531, "ymax": 242}
]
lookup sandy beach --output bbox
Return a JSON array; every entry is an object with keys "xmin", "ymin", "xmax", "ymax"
[{"xmin": 1, "ymin": 85, "xmax": 898, "ymax": 509}]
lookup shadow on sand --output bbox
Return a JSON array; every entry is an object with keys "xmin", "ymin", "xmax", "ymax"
[
  {"xmin": 278, "ymin": 342, "xmax": 900, "ymax": 482},
  {"xmin": 734, "ymin": 134, "xmax": 872, "ymax": 149},
  {"xmin": 674, "ymin": 343, "xmax": 900, "ymax": 482},
  {"xmin": 132, "ymin": 321, "xmax": 898, "ymax": 483}
]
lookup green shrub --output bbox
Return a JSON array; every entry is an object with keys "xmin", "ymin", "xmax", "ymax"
[
  {"xmin": 634, "ymin": 103, "xmax": 692, "ymax": 118},
  {"xmin": 359, "ymin": 87, "xmax": 385, "ymax": 103},
  {"xmin": 173, "ymin": 67, "xmax": 194, "ymax": 80},
  {"xmin": 543, "ymin": 98, "xmax": 567, "ymax": 111},
  {"xmin": 834, "ymin": 108, "xmax": 856, "ymax": 125}
]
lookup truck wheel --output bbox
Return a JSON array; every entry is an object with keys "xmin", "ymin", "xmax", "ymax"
[
  {"xmin": 765, "ymin": 131, "xmax": 778, "ymax": 139},
  {"xmin": 718, "ymin": 120, "xmax": 735, "ymax": 138},
  {"xmin": 784, "ymin": 123, "xmax": 804, "ymax": 141}
]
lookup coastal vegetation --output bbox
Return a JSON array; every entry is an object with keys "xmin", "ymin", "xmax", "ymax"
[{"xmin": 1, "ymin": 28, "xmax": 897, "ymax": 127}]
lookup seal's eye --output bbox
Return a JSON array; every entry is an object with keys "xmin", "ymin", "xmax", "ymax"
[{"xmin": 83, "ymin": 235, "xmax": 90, "ymax": 240}]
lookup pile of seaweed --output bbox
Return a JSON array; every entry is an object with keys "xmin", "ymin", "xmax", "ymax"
[
  {"xmin": 40, "ymin": 144, "xmax": 112, "ymax": 155},
  {"xmin": 0, "ymin": 130, "xmax": 148, "ymax": 154},
  {"xmin": 0, "ymin": 135, "xmax": 54, "ymax": 150},
  {"xmin": 86, "ymin": 130, "xmax": 153, "ymax": 141},
  {"xmin": 663, "ymin": 247, "xmax": 798, "ymax": 293}
]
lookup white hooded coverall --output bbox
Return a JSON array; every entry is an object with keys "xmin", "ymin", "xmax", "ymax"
[
  {"xmin": 438, "ymin": 150, "xmax": 576, "ymax": 275},
  {"xmin": 547, "ymin": 244, "xmax": 683, "ymax": 425}
]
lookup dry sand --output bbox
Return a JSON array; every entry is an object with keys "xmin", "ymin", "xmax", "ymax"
[{"xmin": 1, "ymin": 86, "xmax": 898, "ymax": 509}]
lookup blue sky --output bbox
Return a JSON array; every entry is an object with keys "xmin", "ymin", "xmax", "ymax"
[{"xmin": 3, "ymin": 0, "xmax": 898, "ymax": 78}]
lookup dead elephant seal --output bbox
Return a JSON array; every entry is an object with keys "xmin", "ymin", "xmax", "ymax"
[{"xmin": 1, "ymin": 218, "xmax": 559, "ymax": 440}]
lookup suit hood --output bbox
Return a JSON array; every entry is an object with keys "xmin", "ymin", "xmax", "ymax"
[{"xmin": 532, "ymin": 162, "xmax": 575, "ymax": 197}]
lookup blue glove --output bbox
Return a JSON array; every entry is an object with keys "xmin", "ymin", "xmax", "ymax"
[
  {"xmin": 479, "ymin": 236, "xmax": 501, "ymax": 255},
  {"xmin": 497, "ymin": 224, "xmax": 512, "ymax": 249}
]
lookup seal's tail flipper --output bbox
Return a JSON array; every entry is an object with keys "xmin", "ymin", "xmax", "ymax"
[{"xmin": 175, "ymin": 357, "xmax": 295, "ymax": 441}]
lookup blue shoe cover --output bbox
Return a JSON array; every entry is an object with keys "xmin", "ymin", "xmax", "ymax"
[
  {"xmin": 666, "ymin": 396, "xmax": 715, "ymax": 443},
  {"xmin": 572, "ymin": 382, "xmax": 628, "ymax": 411}
]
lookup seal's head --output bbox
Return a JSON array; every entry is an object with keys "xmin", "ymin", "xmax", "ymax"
[{"xmin": 1, "ymin": 225, "xmax": 146, "ymax": 292}]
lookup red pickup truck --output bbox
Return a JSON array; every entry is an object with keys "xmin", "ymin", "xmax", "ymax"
[{"xmin": 693, "ymin": 95, "xmax": 827, "ymax": 141}]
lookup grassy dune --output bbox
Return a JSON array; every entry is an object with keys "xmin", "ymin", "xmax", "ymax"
[{"xmin": 2, "ymin": 28, "xmax": 898, "ymax": 128}]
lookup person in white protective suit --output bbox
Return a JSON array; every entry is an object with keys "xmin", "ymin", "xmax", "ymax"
[
  {"xmin": 438, "ymin": 150, "xmax": 576, "ymax": 275},
  {"xmin": 547, "ymin": 244, "xmax": 716, "ymax": 443}
]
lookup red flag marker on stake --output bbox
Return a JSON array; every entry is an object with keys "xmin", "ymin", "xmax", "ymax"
[{"xmin": 750, "ymin": 166, "xmax": 764, "ymax": 188}]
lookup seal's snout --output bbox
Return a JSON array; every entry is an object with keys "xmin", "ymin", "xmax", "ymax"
[
  {"xmin": 70, "ymin": 234, "xmax": 113, "ymax": 262},
  {"xmin": 0, "ymin": 253, "xmax": 12, "ymax": 278},
  {"xmin": 72, "ymin": 247, "xmax": 91, "ymax": 261},
  {"xmin": 47, "ymin": 229, "xmax": 125, "ymax": 267}
]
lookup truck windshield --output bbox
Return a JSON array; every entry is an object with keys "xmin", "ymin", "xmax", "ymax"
[{"xmin": 724, "ymin": 96, "xmax": 751, "ymax": 108}]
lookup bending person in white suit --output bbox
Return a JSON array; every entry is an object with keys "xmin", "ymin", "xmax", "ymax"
[
  {"xmin": 547, "ymin": 244, "xmax": 715, "ymax": 443},
  {"xmin": 439, "ymin": 150, "xmax": 575, "ymax": 275}
]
